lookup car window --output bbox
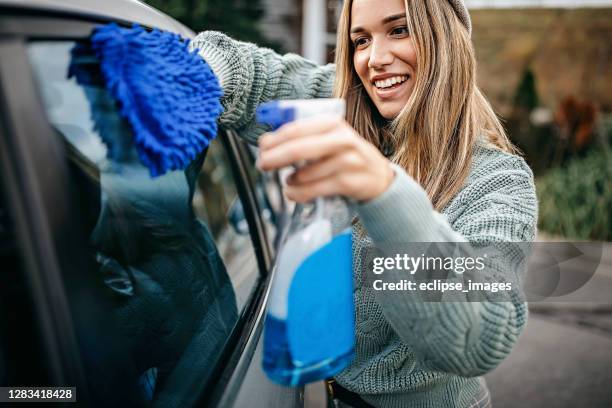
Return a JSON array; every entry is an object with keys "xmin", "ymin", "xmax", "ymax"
[
  {"xmin": 234, "ymin": 139, "xmax": 281, "ymax": 252},
  {"xmin": 26, "ymin": 40, "xmax": 260, "ymax": 406}
]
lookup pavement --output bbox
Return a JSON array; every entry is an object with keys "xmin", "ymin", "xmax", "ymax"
[{"xmin": 485, "ymin": 240, "xmax": 612, "ymax": 408}]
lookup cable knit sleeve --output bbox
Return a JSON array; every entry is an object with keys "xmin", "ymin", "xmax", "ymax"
[
  {"xmin": 189, "ymin": 31, "xmax": 335, "ymax": 143},
  {"xmin": 356, "ymin": 145, "xmax": 538, "ymax": 377}
]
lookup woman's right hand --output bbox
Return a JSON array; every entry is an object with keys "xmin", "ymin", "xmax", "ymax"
[{"xmin": 257, "ymin": 116, "xmax": 395, "ymax": 203}]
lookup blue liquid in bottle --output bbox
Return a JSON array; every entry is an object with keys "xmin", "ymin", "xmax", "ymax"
[
  {"xmin": 263, "ymin": 230, "xmax": 354, "ymax": 386},
  {"xmin": 263, "ymin": 316, "xmax": 354, "ymax": 386}
]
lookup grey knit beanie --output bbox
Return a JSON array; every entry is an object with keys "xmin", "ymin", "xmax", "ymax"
[{"xmin": 448, "ymin": 0, "xmax": 472, "ymax": 36}]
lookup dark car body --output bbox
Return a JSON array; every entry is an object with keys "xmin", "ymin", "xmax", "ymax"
[{"xmin": 0, "ymin": 1, "xmax": 322, "ymax": 406}]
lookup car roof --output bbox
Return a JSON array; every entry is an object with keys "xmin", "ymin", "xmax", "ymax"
[{"xmin": 0, "ymin": 0, "xmax": 194, "ymax": 38}]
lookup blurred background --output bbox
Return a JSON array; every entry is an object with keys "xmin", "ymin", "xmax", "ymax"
[{"xmin": 144, "ymin": 1, "xmax": 611, "ymax": 407}]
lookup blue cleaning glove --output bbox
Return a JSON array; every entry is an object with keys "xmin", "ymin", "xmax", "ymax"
[{"xmin": 90, "ymin": 23, "xmax": 223, "ymax": 177}]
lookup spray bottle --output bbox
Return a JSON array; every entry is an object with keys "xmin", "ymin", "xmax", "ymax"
[{"xmin": 257, "ymin": 99, "xmax": 355, "ymax": 386}]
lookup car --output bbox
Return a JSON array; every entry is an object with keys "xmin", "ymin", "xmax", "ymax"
[{"xmin": 0, "ymin": 1, "xmax": 324, "ymax": 406}]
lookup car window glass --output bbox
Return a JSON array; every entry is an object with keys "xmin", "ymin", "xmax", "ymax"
[
  {"xmin": 234, "ymin": 139, "xmax": 281, "ymax": 252},
  {"xmin": 192, "ymin": 142, "xmax": 260, "ymax": 304},
  {"xmin": 27, "ymin": 40, "xmax": 259, "ymax": 406}
]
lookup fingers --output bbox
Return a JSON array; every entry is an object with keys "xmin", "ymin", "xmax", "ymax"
[
  {"xmin": 255, "ymin": 114, "xmax": 394, "ymax": 202},
  {"xmin": 257, "ymin": 132, "xmax": 354, "ymax": 171},
  {"xmin": 285, "ymin": 172, "xmax": 373, "ymax": 202},
  {"xmin": 284, "ymin": 177, "xmax": 340, "ymax": 202},
  {"xmin": 258, "ymin": 115, "xmax": 344, "ymax": 150},
  {"xmin": 288, "ymin": 152, "xmax": 363, "ymax": 185}
]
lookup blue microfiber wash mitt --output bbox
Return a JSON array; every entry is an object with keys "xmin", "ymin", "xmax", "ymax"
[{"xmin": 89, "ymin": 23, "xmax": 223, "ymax": 177}]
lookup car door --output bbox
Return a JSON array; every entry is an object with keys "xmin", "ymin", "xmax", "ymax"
[{"xmin": 0, "ymin": 9, "xmax": 310, "ymax": 408}]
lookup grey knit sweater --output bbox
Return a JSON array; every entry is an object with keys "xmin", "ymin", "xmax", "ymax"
[{"xmin": 190, "ymin": 32, "xmax": 538, "ymax": 408}]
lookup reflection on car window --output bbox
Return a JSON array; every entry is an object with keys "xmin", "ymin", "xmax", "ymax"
[
  {"xmin": 235, "ymin": 140, "xmax": 281, "ymax": 251},
  {"xmin": 192, "ymin": 143, "xmax": 260, "ymax": 305},
  {"xmin": 27, "ymin": 40, "xmax": 259, "ymax": 406}
]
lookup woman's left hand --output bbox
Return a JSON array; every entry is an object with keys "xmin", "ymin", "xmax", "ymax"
[{"xmin": 257, "ymin": 116, "xmax": 395, "ymax": 203}]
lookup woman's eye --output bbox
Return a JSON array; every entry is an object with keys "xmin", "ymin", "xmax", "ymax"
[
  {"xmin": 391, "ymin": 26, "xmax": 409, "ymax": 36},
  {"xmin": 353, "ymin": 37, "xmax": 370, "ymax": 48}
]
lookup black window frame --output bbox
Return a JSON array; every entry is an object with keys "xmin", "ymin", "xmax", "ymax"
[{"xmin": 0, "ymin": 12, "xmax": 277, "ymax": 407}]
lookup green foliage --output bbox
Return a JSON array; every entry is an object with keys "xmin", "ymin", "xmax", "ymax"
[
  {"xmin": 536, "ymin": 148, "xmax": 612, "ymax": 240},
  {"xmin": 145, "ymin": 0, "xmax": 283, "ymax": 51}
]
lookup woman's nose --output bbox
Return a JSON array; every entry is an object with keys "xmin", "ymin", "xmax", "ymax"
[{"xmin": 368, "ymin": 40, "xmax": 393, "ymax": 69}]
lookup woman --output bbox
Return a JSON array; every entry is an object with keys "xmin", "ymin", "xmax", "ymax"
[{"xmin": 191, "ymin": 0, "xmax": 537, "ymax": 407}]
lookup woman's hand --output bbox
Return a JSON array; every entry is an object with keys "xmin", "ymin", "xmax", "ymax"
[{"xmin": 257, "ymin": 116, "xmax": 395, "ymax": 203}]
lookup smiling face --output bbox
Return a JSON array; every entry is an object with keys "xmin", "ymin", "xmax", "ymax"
[{"xmin": 350, "ymin": 0, "xmax": 417, "ymax": 120}]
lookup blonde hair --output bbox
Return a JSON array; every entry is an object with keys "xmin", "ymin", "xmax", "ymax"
[{"xmin": 333, "ymin": 0, "xmax": 518, "ymax": 211}]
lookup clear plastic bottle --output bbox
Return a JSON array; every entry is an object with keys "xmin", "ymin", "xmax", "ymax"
[{"xmin": 257, "ymin": 99, "xmax": 355, "ymax": 386}]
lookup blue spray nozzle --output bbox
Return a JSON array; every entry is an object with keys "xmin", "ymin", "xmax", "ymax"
[
  {"xmin": 256, "ymin": 99, "xmax": 346, "ymax": 131},
  {"xmin": 256, "ymin": 101, "xmax": 295, "ymax": 130}
]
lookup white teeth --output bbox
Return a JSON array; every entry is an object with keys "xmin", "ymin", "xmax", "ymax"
[{"xmin": 374, "ymin": 75, "xmax": 408, "ymax": 89}]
